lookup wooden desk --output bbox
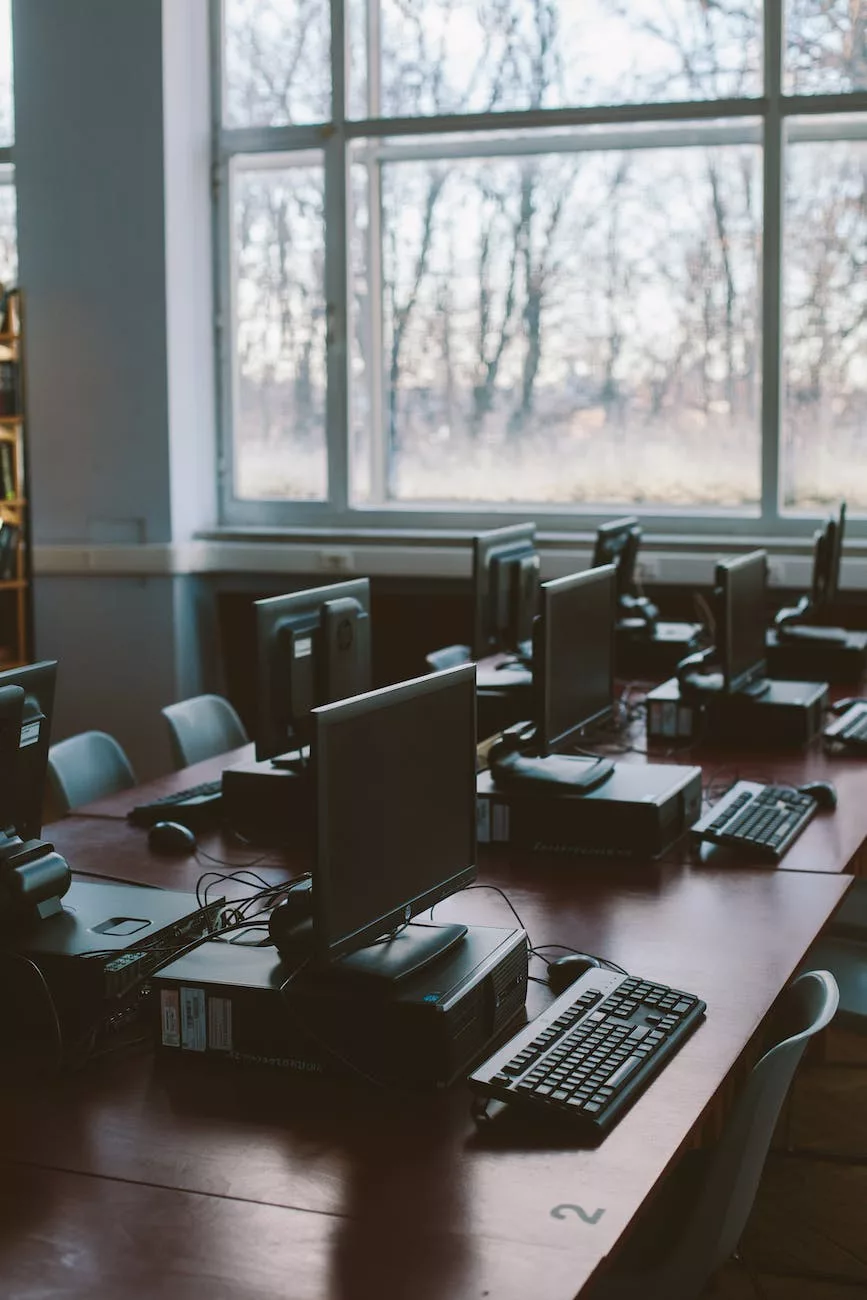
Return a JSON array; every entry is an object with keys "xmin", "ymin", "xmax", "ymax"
[{"xmin": 3, "ymin": 809, "xmax": 852, "ymax": 1300}]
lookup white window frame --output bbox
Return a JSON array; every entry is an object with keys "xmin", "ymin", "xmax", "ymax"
[{"xmin": 211, "ymin": 1, "xmax": 867, "ymax": 540}]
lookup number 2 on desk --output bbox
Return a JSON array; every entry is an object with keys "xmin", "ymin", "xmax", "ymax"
[{"xmin": 550, "ymin": 1204, "xmax": 606, "ymax": 1225}]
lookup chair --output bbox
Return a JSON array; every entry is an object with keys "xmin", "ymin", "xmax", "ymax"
[
  {"xmin": 47, "ymin": 730, "xmax": 137, "ymax": 816},
  {"xmin": 424, "ymin": 644, "xmax": 471, "ymax": 673},
  {"xmin": 585, "ymin": 969, "xmax": 839, "ymax": 1300},
  {"xmin": 161, "ymin": 693, "xmax": 248, "ymax": 770}
]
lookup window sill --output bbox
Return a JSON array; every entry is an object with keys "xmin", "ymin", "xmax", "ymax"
[{"xmin": 32, "ymin": 528, "xmax": 867, "ymax": 590}]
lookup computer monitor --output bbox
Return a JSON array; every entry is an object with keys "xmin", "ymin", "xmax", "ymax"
[
  {"xmin": 0, "ymin": 660, "xmax": 70, "ymax": 925},
  {"xmin": 311, "ymin": 664, "xmax": 477, "ymax": 980},
  {"xmin": 592, "ymin": 516, "xmax": 641, "ymax": 601},
  {"xmin": 472, "ymin": 524, "xmax": 540, "ymax": 659},
  {"xmin": 715, "ymin": 551, "xmax": 768, "ymax": 694},
  {"xmin": 255, "ymin": 579, "xmax": 371, "ymax": 761},
  {"xmin": 812, "ymin": 502, "xmax": 846, "ymax": 609},
  {"xmin": 0, "ymin": 659, "xmax": 58, "ymax": 842},
  {"xmin": 532, "ymin": 565, "xmax": 616, "ymax": 758}
]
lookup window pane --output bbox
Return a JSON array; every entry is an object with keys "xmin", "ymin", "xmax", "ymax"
[
  {"xmin": 348, "ymin": 0, "xmax": 761, "ymax": 120},
  {"xmin": 223, "ymin": 0, "xmax": 330, "ymax": 128},
  {"xmin": 783, "ymin": 125, "xmax": 867, "ymax": 513},
  {"xmin": 0, "ymin": 0, "xmax": 12, "ymax": 147},
  {"xmin": 351, "ymin": 127, "xmax": 762, "ymax": 509},
  {"xmin": 231, "ymin": 159, "xmax": 327, "ymax": 502},
  {"xmin": 785, "ymin": 1, "xmax": 867, "ymax": 95}
]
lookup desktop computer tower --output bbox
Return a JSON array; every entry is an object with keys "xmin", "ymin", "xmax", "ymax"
[
  {"xmin": 476, "ymin": 762, "xmax": 702, "ymax": 859},
  {"xmin": 2, "ymin": 880, "xmax": 223, "ymax": 1055},
  {"xmin": 221, "ymin": 757, "xmax": 313, "ymax": 848},
  {"xmin": 615, "ymin": 620, "xmax": 705, "ymax": 680},
  {"xmin": 153, "ymin": 923, "xmax": 529, "ymax": 1088},
  {"xmin": 765, "ymin": 627, "xmax": 867, "ymax": 685},
  {"xmin": 646, "ymin": 676, "xmax": 828, "ymax": 748}
]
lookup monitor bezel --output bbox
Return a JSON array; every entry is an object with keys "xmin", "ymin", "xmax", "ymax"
[
  {"xmin": 311, "ymin": 664, "xmax": 477, "ymax": 965},
  {"xmin": 715, "ymin": 550, "xmax": 768, "ymax": 695},
  {"xmin": 825, "ymin": 502, "xmax": 846, "ymax": 605},
  {"xmin": 592, "ymin": 516, "xmax": 641, "ymax": 599},
  {"xmin": 534, "ymin": 564, "xmax": 616, "ymax": 757},
  {"xmin": 0, "ymin": 660, "xmax": 58, "ymax": 842},
  {"xmin": 254, "ymin": 578, "xmax": 371, "ymax": 762},
  {"xmin": 471, "ymin": 523, "xmax": 537, "ymax": 658}
]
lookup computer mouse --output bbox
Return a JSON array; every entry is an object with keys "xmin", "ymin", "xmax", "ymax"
[
  {"xmin": 797, "ymin": 781, "xmax": 838, "ymax": 811},
  {"xmin": 547, "ymin": 952, "xmax": 601, "ymax": 995},
  {"xmin": 147, "ymin": 820, "xmax": 197, "ymax": 856}
]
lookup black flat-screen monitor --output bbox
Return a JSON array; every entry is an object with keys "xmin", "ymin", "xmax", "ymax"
[
  {"xmin": 812, "ymin": 502, "xmax": 846, "ymax": 609},
  {"xmin": 0, "ymin": 660, "xmax": 57, "ymax": 842},
  {"xmin": 532, "ymin": 565, "xmax": 616, "ymax": 757},
  {"xmin": 472, "ymin": 524, "xmax": 540, "ymax": 659},
  {"xmin": 716, "ymin": 551, "xmax": 768, "ymax": 694},
  {"xmin": 311, "ymin": 665, "xmax": 477, "ymax": 971},
  {"xmin": 592, "ymin": 516, "xmax": 641, "ymax": 600},
  {"xmin": 0, "ymin": 685, "xmax": 25, "ymax": 840},
  {"xmin": 255, "ymin": 579, "xmax": 371, "ymax": 761}
]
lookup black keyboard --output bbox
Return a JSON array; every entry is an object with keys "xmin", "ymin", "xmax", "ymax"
[
  {"xmin": 470, "ymin": 967, "xmax": 705, "ymax": 1140},
  {"xmin": 690, "ymin": 779, "xmax": 817, "ymax": 861},
  {"xmin": 824, "ymin": 701, "xmax": 867, "ymax": 754},
  {"xmin": 127, "ymin": 779, "xmax": 223, "ymax": 829}
]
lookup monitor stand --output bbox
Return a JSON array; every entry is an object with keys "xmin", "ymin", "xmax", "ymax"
[
  {"xmin": 335, "ymin": 921, "xmax": 468, "ymax": 985},
  {"xmin": 489, "ymin": 748, "xmax": 615, "ymax": 794},
  {"xmin": 270, "ymin": 745, "xmax": 310, "ymax": 773},
  {"xmin": 0, "ymin": 833, "xmax": 71, "ymax": 931}
]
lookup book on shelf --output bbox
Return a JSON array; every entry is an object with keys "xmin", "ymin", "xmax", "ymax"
[
  {"xmin": 0, "ymin": 442, "xmax": 14, "ymax": 500},
  {"xmin": 0, "ymin": 519, "xmax": 19, "ymax": 580},
  {"xmin": 0, "ymin": 285, "xmax": 20, "ymax": 338},
  {"xmin": 0, "ymin": 359, "xmax": 19, "ymax": 417}
]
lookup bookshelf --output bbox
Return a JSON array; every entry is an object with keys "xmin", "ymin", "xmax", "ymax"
[{"xmin": 0, "ymin": 288, "xmax": 31, "ymax": 667}]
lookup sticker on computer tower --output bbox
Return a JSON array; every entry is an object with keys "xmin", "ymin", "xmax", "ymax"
[
  {"xmin": 294, "ymin": 636, "xmax": 313, "ymax": 659},
  {"xmin": 180, "ymin": 986, "xmax": 207, "ymax": 1052},
  {"xmin": 160, "ymin": 988, "xmax": 180, "ymax": 1048},
  {"xmin": 208, "ymin": 996, "xmax": 233, "ymax": 1052},
  {"xmin": 19, "ymin": 719, "xmax": 40, "ymax": 747},
  {"xmin": 492, "ymin": 802, "xmax": 510, "ymax": 842}
]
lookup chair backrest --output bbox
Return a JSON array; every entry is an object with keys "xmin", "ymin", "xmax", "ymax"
[
  {"xmin": 669, "ymin": 969, "xmax": 839, "ymax": 1295},
  {"xmin": 161, "ymin": 693, "xmax": 248, "ymax": 770},
  {"xmin": 425, "ymin": 644, "xmax": 472, "ymax": 673},
  {"xmin": 47, "ymin": 730, "xmax": 137, "ymax": 815}
]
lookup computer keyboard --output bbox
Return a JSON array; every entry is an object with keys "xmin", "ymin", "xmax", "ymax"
[
  {"xmin": 469, "ymin": 966, "xmax": 705, "ymax": 1139},
  {"xmin": 824, "ymin": 700, "xmax": 867, "ymax": 753},
  {"xmin": 127, "ymin": 779, "xmax": 223, "ymax": 829},
  {"xmin": 690, "ymin": 779, "xmax": 818, "ymax": 861}
]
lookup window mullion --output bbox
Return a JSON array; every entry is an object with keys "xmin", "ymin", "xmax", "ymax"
[
  {"xmin": 325, "ymin": 0, "xmax": 349, "ymax": 515},
  {"xmin": 760, "ymin": 1, "xmax": 784, "ymax": 527}
]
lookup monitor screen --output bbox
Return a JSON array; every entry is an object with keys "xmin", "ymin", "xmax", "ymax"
[
  {"xmin": 0, "ymin": 661, "xmax": 57, "ymax": 842},
  {"xmin": 534, "ymin": 565, "xmax": 615, "ymax": 757},
  {"xmin": 716, "ymin": 551, "xmax": 767, "ymax": 694},
  {"xmin": 471, "ymin": 523, "xmax": 539, "ymax": 658},
  {"xmin": 311, "ymin": 665, "xmax": 477, "ymax": 964},
  {"xmin": 592, "ymin": 517, "xmax": 641, "ymax": 599},
  {"xmin": 255, "ymin": 579, "xmax": 371, "ymax": 761}
]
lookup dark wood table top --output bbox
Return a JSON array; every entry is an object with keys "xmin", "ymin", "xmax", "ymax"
[
  {"xmin": 70, "ymin": 716, "xmax": 867, "ymax": 875},
  {"xmin": 7, "ymin": 811, "xmax": 852, "ymax": 1300}
]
